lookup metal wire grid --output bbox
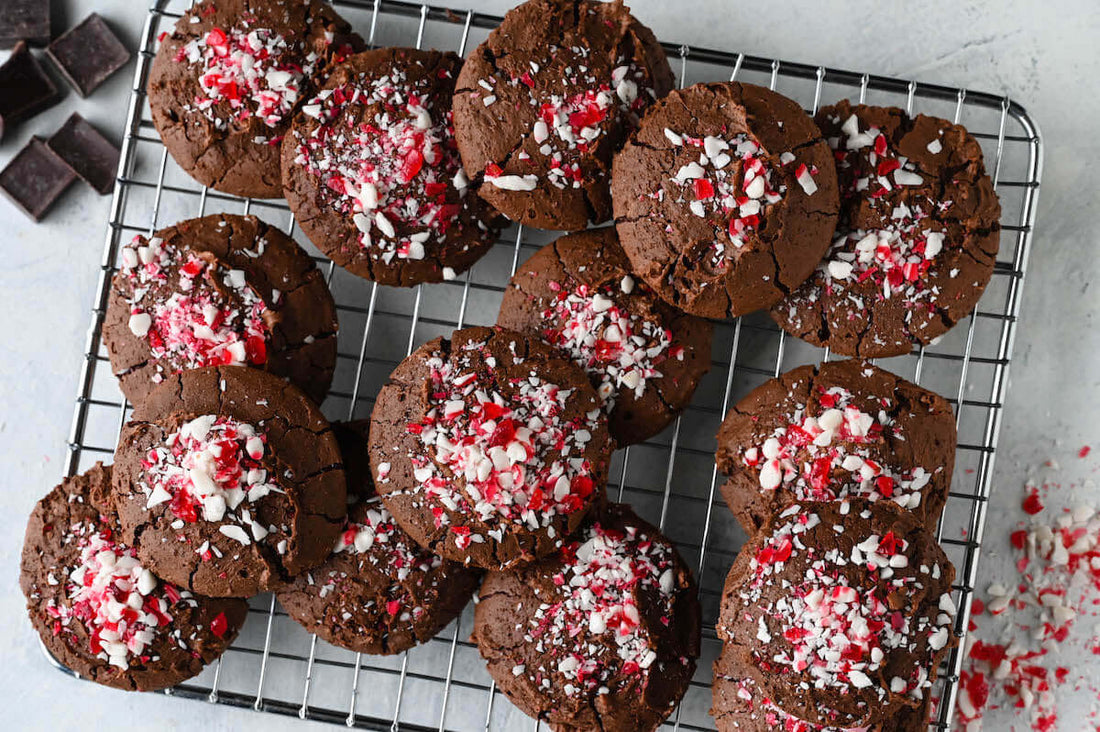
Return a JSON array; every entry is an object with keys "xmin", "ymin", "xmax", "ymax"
[{"xmin": 40, "ymin": 0, "xmax": 1043, "ymax": 729}]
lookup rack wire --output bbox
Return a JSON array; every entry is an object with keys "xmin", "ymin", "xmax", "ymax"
[{"xmin": 43, "ymin": 0, "xmax": 1044, "ymax": 729}]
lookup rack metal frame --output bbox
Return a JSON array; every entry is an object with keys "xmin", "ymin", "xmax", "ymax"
[{"xmin": 42, "ymin": 1, "xmax": 1044, "ymax": 729}]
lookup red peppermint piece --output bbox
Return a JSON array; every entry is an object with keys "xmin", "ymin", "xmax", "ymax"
[
  {"xmin": 1022, "ymin": 490, "xmax": 1044, "ymax": 515},
  {"xmin": 210, "ymin": 612, "xmax": 229, "ymax": 638},
  {"xmin": 693, "ymin": 178, "xmax": 714, "ymax": 200}
]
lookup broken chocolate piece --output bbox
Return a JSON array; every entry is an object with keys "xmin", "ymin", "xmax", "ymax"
[
  {"xmin": 0, "ymin": 0, "xmax": 51, "ymax": 49},
  {"xmin": 46, "ymin": 13, "xmax": 130, "ymax": 97},
  {"xmin": 0, "ymin": 41, "xmax": 61, "ymax": 138},
  {"xmin": 47, "ymin": 113, "xmax": 120, "ymax": 195},
  {"xmin": 0, "ymin": 136, "xmax": 76, "ymax": 221}
]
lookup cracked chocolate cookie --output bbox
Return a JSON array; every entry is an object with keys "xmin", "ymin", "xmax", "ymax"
[
  {"xmin": 282, "ymin": 47, "xmax": 504, "ymax": 286},
  {"xmin": 276, "ymin": 421, "xmax": 481, "ymax": 655},
  {"xmin": 771, "ymin": 101, "xmax": 1002, "ymax": 357},
  {"xmin": 20, "ymin": 464, "xmax": 249, "ymax": 691},
  {"xmin": 149, "ymin": 0, "xmax": 363, "ymax": 199},
  {"xmin": 497, "ymin": 227, "xmax": 712, "ymax": 446},
  {"xmin": 611, "ymin": 82, "xmax": 840, "ymax": 319},
  {"xmin": 710, "ymin": 643, "xmax": 932, "ymax": 732},
  {"xmin": 103, "ymin": 214, "xmax": 338, "ymax": 407},
  {"xmin": 112, "ymin": 366, "xmax": 346, "ymax": 597},
  {"xmin": 715, "ymin": 359, "xmax": 955, "ymax": 534},
  {"xmin": 368, "ymin": 326, "xmax": 612, "ymax": 571},
  {"xmin": 717, "ymin": 499, "xmax": 957, "ymax": 728},
  {"xmin": 473, "ymin": 502, "xmax": 700, "ymax": 732},
  {"xmin": 452, "ymin": 0, "xmax": 673, "ymax": 230}
]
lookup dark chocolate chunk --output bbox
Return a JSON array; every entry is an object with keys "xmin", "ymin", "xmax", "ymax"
[
  {"xmin": 0, "ymin": 41, "xmax": 61, "ymax": 138},
  {"xmin": 0, "ymin": 136, "xmax": 76, "ymax": 221},
  {"xmin": 0, "ymin": 0, "xmax": 50, "ymax": 49},
  {"xmin": 46, "ymin": 13, "xmax": 130, "ymax": 97},
  {"xmin": 46, "ymin": 113, "xmax": 120, "ymax": 195}
]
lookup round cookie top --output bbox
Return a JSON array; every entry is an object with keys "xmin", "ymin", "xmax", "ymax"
[
  {"xmin": 611, "ymin": 82, "xmax": 840, "ymax": 319},
  {"xmin": 276, "ymin": 421, "xmax": 481, "ymax": 655},
  {"xmin": 710, "ymin": 644, "xmax": 931, "ymax": 732},
  {"xmin": 715, "ymin": 359, "xmax": 955, "ymax": 534},
  {"xmin": 771, "ymin": 101, "xmax": 1002, "ymax": 357},
  {"xmin": 112, "ymin": 366, "xmax": 346, "ymax": 597},
  {"xmin": 717, "ymin": 499, "xmax": 957, "ymax": 728},
  {"xmin": 103, "ymin": 213, "xmax": 338, "ymax": 406},
  {"xmin": 474, "ymin": 502, "xmax": 700, "ymax": 732},
  {"xmin": 453, "ymin": 0, "xmax": 673, "ymax": 231},
  {"xmin": 148, "ymin": 0, "xmax": 363, "ymax": 199},
  {"xmin": 368, "ymin": 326, "xmax": 612, "ymax": 571},
  {"xmin": 20, "ymin": 464, "xmax": 248, "ymax": 691},
  {"xmin": 282, "ymin": 47, "xmax": 503, "ymax": 286},
  {"xmin": 498, "ymin": 228, "xmax": 712, "ymax": 446}
]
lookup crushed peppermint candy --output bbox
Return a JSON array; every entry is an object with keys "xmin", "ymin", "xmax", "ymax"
[
  {"xmin": 334, "ymin": 498, "xmax": 443, "ymax": 583},
  {"xmin": 812, "ymin": 112, "xmax": 952, "ymax": 306},
  {"xmin": 521, "ymin": 518, "xmax": 680, "ymax": 697},
  {"xmin": 955, "ymin": 450, "xmax": 1100, "ymax": 732},
  {"xmin": 475, "ymin": 55, "xmax": 655, "ymax": 193},
  {"xmin": 397, "ymin": 338, "xmax": 603, "ymax": 549},
  {"xmin": 119, "ymin": 235, "xmax": 270, "ymax": 377},
  {"xmin": 175, "ymin": 21, "xmax": 320, "ymax": 133},
  {"xmin": 538, "ymin": 278, "xmax": 681, "ymax": 410},
  {"xmin": 664, "ymin": 131, "xmax": 812, "ymax": 266},
  {"xmin": 44, "ymin": 527, "xmax": 196, "ymax": 671},
  {"xmin": 292, "ymin": 58, "xmax": 484, "ymax": 266},
  {"xmin": 739, "ymin": 384, "xmax": 936, "ymax": 512},
  {"xmin": 721, "ymin": 503, "xmax": 956, "ymax": 715},
  {"xmin": 138, "ymin": 415, "xmax": 284, "ymax": 551}
]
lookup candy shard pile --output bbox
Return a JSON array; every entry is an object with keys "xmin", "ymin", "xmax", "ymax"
[
  {"xmin": 119, "ymin": 235, "xmax": 272, "ymax": 378},
  {"xmin": 178, "ymin": 24, "xmax": 316, "ymax": 131},
  {"xmin": 540, "ymin": 277, "xmax": 678, "ymax": 408},
  {"xmin": 51, "ymin": 530, "xmax": 175, "ymax": 671},
  {"xmin": 527, "ymin": 519, "xmax": 678, "ymax": 695},
  {"xmin": 740, "ymin": 384, "xmax": 932, "ymax": 511},
  {"xmin": 956, "ymin": 449, "xmax": 1100, "ymax": 732},
  {"xmin": 292, "ymin": 64, "xmax": 469, "ymax": 264},
  {"xmin": 717, "ymin": 499, "xmax": 956, "ymax": 729},
  {"xmin": 138, "ymin": 415, "xmax": 285, "ymax": 552},
  {"xmin": 403, "ymin": 343, "xmax": 601, "ymax": 541}
]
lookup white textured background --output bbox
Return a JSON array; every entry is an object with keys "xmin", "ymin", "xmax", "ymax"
[{"xmin": 2, "ymin": 1, "xmax": 1098, "ymax": 729}]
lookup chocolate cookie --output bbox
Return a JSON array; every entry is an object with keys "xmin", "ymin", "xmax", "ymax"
[
  {"xmin": 474, "ymin": 503, "xmax": 700, "ymax": 732},
  {"xmin": 148, "ymin": 0, "xmax": 362, "ymax": 199},
  {"xmin": 497, "ymin": 227, "xmax": 712, "ymax": 446},
  {"xmin": 771, "ymin": 101, "xmax": 1002, "ymax": 357},
  {"xmin": 717, "ymin": 499, "xmax": 957, "ymax": 728},
  {"xmin": 20, "ymin": 464, "xmax": 249, "ymax": 691},
  {"xmin": 112, "ymin": 366, "xmax": 346, "ymax": 597},
  {"xmin": 611, "ymin": 82, "xmax": 840, "ymax": 319},
  {"xmin": 709, "ymin": 644, "xmax": 931, "ymax": 732},
  {"xmin": 368, "ymin": 326, "xmax": 612, "ymax": 571},
  {"xmin": 453, "ymin": 0, "xmax": 673, "ymax": 230},
  {"xmin": 715, "ymin": 360, "xmax": 955, "ymax": 534},
  {"xmin": 276, "ymin": 421, "xmax": 481, "ymax": 655},
  {"xmin": 282, "ymin": 48, "xmax": 503, "ymax": 286},
  {"xmin": 103, "ymin": 214, "xmax": 338, "ymax": 406}
]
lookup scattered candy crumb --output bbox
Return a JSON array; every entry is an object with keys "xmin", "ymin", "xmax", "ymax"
[{"xmin": 955, "ymin": 446, "xmax": 1100, "ymax": 731}]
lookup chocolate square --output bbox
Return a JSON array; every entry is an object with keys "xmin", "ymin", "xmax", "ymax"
[
  {"xmin": 0, "ymin": 41, "xmax": 61, "ymax": 140},
  {"xmin": 0, "ymin": 0, "xmax": 51, "ymax": 49},
  {"xmin": 0, "ymin": 136, "xmax": 76, "ymax": 221},
  {"xmin": 46, "ymin": 113, "xmax": 120, "ymax": 195},
  {"xmin": 46, "ymin": 13, "xmax": 130, "ymax": 97}
]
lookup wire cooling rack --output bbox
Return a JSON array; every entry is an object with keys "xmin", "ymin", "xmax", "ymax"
[{"xmin": 44, "ymin": 0, "xmax": 1044, "ymax": 729}]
